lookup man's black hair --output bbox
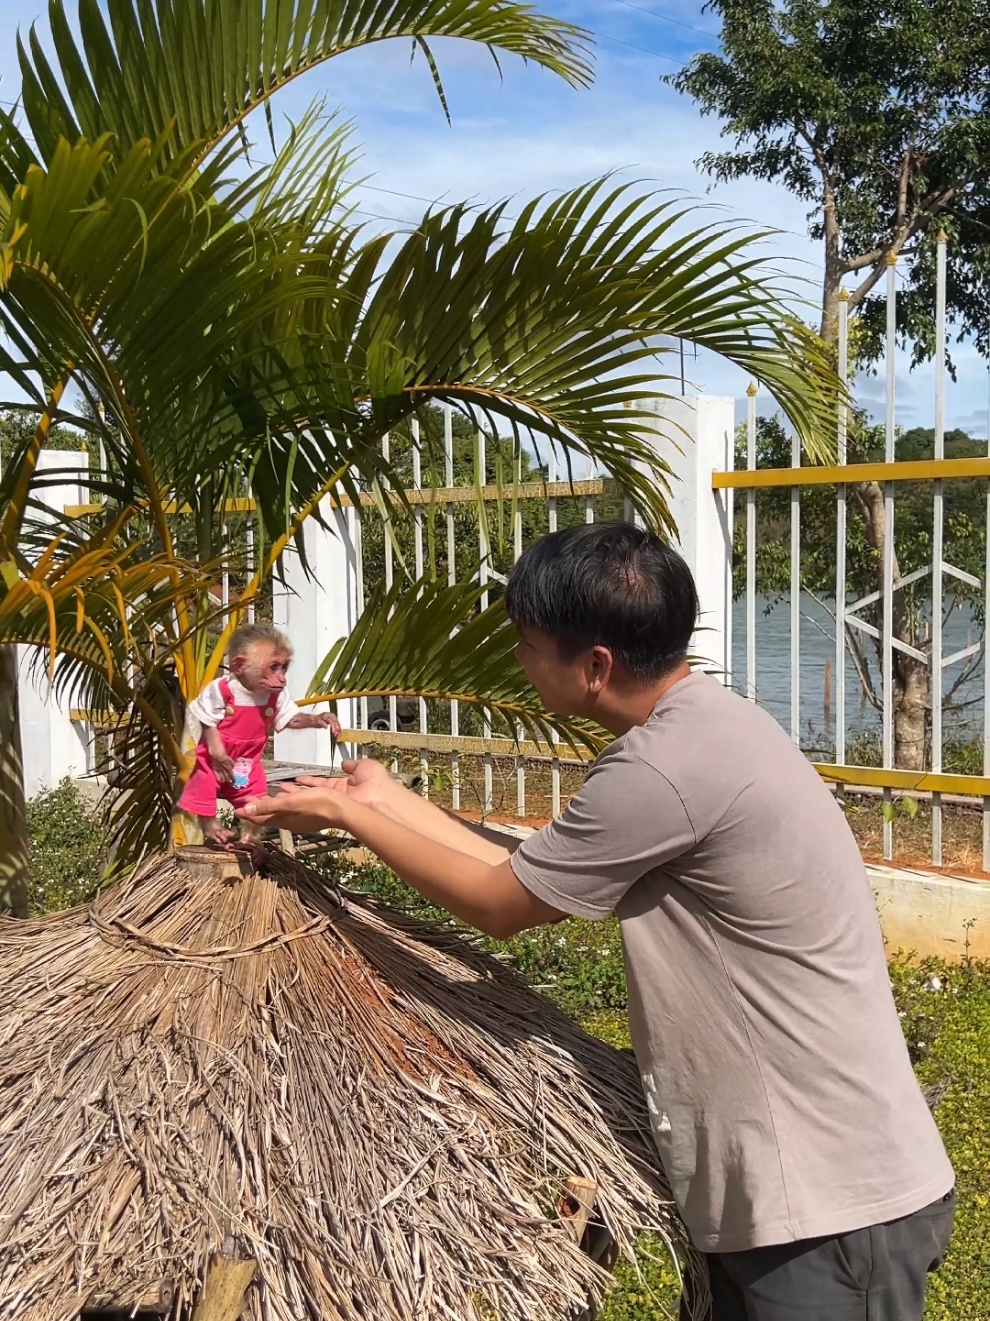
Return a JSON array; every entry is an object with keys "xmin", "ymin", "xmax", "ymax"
[{"xmin": 504, "ymin": 522, "xmax": 698, "ymax": 682}]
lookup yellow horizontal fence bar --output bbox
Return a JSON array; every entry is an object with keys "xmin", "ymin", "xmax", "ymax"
[
  {"xmin": 813, "ymin": 763, "xmax": 990, "ymax": 798},
  {"xmin": 713, "ymin": 457, "xmax": 990, "ymax": 490},
  {"xmin": 335, "ymin": 728, "xmax": 596, "ymax": 761},
  {"xmin": 70, "ymin": 709, "xmax": 990, "ymax": 795},
  {"xmin": 71, "ymin": 711, "xmax": 596, "ymax": 763},
  {"xmin": 63, "ymin": 480, "xmax": 608, "ymax": 520}
]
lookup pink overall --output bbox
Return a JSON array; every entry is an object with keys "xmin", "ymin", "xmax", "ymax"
[{"xmin": 178, "ymin": 678, "xmax": 274, "ymax": 816}]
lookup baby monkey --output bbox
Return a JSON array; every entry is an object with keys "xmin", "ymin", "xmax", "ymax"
[{"xmin": 177, "ymin": 623, "xmax": 340, "ymax": 846}]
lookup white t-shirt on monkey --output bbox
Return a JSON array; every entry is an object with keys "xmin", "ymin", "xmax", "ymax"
[{"xmin": 185, "ymin": 675, "xmax": 301, "ymax": 738}]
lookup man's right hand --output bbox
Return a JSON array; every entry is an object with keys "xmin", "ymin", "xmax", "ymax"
[
  {"xmin": 293, "ymin": 758, "xmax": 395, "ymax": 811},
  {"xmin": 286, "ymin": 757, "xmax": 514, "ymax": 866}
]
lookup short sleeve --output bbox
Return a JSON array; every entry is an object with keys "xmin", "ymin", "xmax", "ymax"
[
  {"xmin": 186, "ymin": 679, "xmax": 225, "ymax": 729},
  {"xmin": 510, "ymin": 744, "xmax": 697, "ymax": 921},
  {"xmin": 273, "ymin": 689, "xmax": 302, "ymax": 732}
]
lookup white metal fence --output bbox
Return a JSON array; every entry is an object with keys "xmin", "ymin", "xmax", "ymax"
[{"xmin": 724, "ymin": 233, "xmax": 990, "ymax": 872}]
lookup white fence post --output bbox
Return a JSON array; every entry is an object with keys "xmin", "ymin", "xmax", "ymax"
[
  {"xmin": 639, "ymin": 396, "xmax": 735, "ymax": 683},
  {"xmin": 18, "ymin": 450, "xmax": 92, "ymax": 796},
  {"xmin": 273, "ymin": 500, "xmax": 360, "ymax": 767}
]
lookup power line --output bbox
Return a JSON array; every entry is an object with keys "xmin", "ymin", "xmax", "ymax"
[
  {"xmin": 362, "ymin": 182, "xmax": 443, "ymax": 205},
  {"xmin": 352, "ymin": 207, "xmax": 416, "ymax": 226},
  {"xmin": 609, "ymin": 0, "xmax": 720, "ymax": 41},
  {"xmin": 596, "ymin": 31, "xmax": 688, "ymax": 66}
]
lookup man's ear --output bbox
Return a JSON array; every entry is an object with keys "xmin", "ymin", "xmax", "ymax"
[{"xmin": 587, "ymin": 645, "xmax": 614, "ymax": 693}]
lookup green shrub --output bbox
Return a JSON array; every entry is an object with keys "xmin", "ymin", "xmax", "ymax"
[
  {"xmin": 599, "ymin": 1234, "xmax": 682, "ymax": 1320},
  {"xmin": 895, "ymin": 956, "xmax": 990, "ymax": 1321},
  {"xmin": 26, "ymin": 778, "xmax": 108, "ymax": 913}
]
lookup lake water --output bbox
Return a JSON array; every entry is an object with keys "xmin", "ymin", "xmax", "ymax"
[{"xmin": 728, "ymin": 595, "xmax": 985, "ymax": 755}]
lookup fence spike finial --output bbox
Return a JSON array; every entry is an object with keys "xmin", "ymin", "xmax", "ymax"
[
  {"xmin": 886, "ymin": 250, "xmax": 898, "ymax": 266},
  {"xmin": 937, "ymin": 228, "xmax": 948, "ymax": 245},
  {"xmin": 838, "ymin": 287, "xmax": 850, "ymax": 302},
  {"xmin": 746, "ymin": 380, "xmax": 757, "ymax": 397}
]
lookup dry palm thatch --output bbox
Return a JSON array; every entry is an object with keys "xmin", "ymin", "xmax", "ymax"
[{"xmin": 0, "ymin": 847, "xmax": 706, "ymax": 1321}]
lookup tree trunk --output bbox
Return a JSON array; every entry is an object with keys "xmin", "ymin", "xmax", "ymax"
[
  {"xmin": 820, "ymin": 253, "xmax": 843, "ymax": 346},
  {"xmin": 853, "ymin": 480, "xmax": 929, "ymax": 771},
  {"xmin": 894, "ymin": 655, "xmax": 929, "ymax": 772},
  {"xmin": 819, "ymin": 266, "xmax": 931, "ymax": 772},
  {"xmin": 819, "ymin": 173, "xmax": 844, "ymax": 347},
  {"xmin": 0, "ymin": 644, "xmax": 29, "ymax": 916}
]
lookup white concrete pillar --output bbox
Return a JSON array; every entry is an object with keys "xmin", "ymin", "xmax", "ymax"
[
  {"xmin": 638, "ymin": 396, "xmax": 735, "ymax": 683},
  {"xmin": 272, "ymin": 501, "xmax": 360, "ymax": 767},
  {"xmin": 18, "ymin": 449, "xmax": 93, "ymax": 796}
]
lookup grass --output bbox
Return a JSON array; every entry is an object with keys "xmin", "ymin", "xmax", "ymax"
[{"xmin": 22, "ymin": 786, "xmax": 990, "ymax": 1319}]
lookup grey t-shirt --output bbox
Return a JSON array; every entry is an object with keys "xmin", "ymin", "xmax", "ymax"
[{"xmin": 511, "ymin": 671, "xmax": 952, "ymax": 1253}]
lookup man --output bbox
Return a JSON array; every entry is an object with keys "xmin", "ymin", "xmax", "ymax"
[{"xmin": 243, "ymin": 522, "xmax": 954, "ymax": 1321}]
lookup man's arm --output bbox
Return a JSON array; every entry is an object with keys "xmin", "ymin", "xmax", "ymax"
[
  {"xmin": 292, "ymin": 761, "xmax": 520, "ymax": 865},
  {"xmin": 240, "ymin": 787, "xmax": 562, "ymax": 938}
]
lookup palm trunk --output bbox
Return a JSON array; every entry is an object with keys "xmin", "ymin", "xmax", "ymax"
[{"xmin": 0, "ymin": 644, "xmax": 29, "ymax": 916}]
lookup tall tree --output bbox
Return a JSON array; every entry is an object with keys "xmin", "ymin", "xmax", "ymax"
[
  {"xmin": 672, "ymin": 0, "xmax": 990, "ymax": 769},
  {"xmin": 672, "ymin": 0, "xmax": 990, "ymax": 357}
]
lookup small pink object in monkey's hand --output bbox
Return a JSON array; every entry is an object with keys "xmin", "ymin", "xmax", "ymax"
[{"xmin": 231, "ymin": 757, "xmax": 254, "ymax": 789}]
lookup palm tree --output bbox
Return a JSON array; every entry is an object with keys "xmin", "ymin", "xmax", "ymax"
[{"xmin": 0, "ymin": 0, "xmax": 838, "ymax": 900}]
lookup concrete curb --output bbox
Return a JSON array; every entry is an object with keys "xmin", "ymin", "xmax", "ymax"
[{"xmin": 867, "ymin": 863, "xmax": 990, "ymax": 960}]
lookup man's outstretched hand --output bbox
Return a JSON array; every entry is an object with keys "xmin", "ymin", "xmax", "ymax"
[
  {"xmin": 239, "ymin": 759, "xmax": 397, "ymax": 833},
  {"xmin": 239, "ymin": 783, "xmax": 345, "ymax": 834},
  {"xmin": 296, "ymin": 758, "xmax": 395, "ymax": 810},
  {"xmin": 238, "ymin": 756, "xmax": 561, "ymax": 940}
]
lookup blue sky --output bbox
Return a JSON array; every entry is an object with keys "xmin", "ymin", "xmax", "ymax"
[{"xmin": 2, "ymin": 0, "xmax": 989, "ymax": 439}]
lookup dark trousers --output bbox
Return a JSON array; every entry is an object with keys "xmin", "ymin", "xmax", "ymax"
[{"xmin": 681, "ymin": 1191, "xmax": 955, "ymax": 1321}]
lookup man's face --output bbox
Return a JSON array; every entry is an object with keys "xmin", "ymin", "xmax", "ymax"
[
  {"xmin": 233, "ymin": 644, "xmax": 291, "ymax": 694},
  {"xmin": 514, "ymin": 625, "xmax": 606, "ymax": 716}
]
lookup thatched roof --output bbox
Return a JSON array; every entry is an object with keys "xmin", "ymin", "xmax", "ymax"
[{"xmin": 0, "ymin": 846, "xmax": 705, "ymax": 1320}]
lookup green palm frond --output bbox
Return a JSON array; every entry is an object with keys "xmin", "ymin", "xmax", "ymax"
[
  {"xmin": 251, "ymin": 99, "xmax": 358, "ymax": 240},
  {"xmin": 4, "ymin": 0, "xmax": 591, "ymax": 185},
  {"xmin": 307, "ymin": 572, "xmax": 608, "ymax": 758},
  {"xmin": 224, "ymin": 181, "xmax": 839, "ymax": 537},
  {"xmin": 355, "ymin": 182, "xmax": 839, "ymax": 468},
  {"xmin": 1, "ymin": 524, "xmax": 219, "ymax": 863},
  {"xmin": 0, "ymin": 524, "xmax": 210, "ymax": 698},
  {"xmin": 0, "ymin": 132, "xmax": 335, "ymax": 524}
]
